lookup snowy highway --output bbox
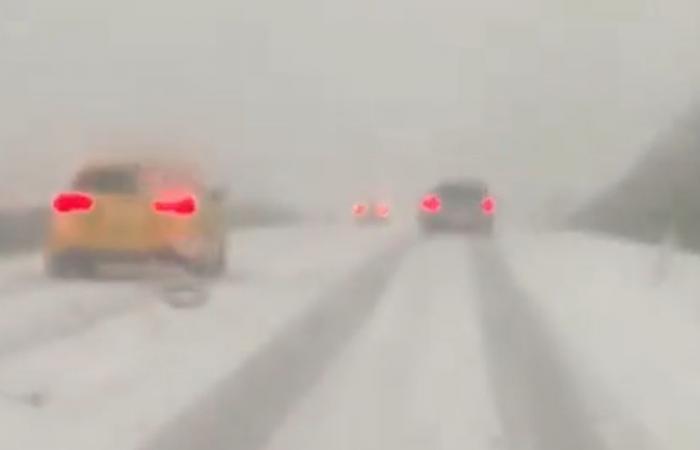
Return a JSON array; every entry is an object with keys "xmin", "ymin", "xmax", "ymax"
[
  {"xmin": 0, "ymin": 225, "xmax": 699, "ymax": 450},
  {"xmin": 4, "ymin": 0, "xmax": 700, "ymax": 448}
]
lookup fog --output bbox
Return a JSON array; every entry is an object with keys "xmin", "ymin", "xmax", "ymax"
[
  {"xmin": 3, "ymin": 3, "xmax": 700, "ymax": 448},
  {"xmin": 2, "ymin": 0, "xmax": 700, "ymax": 213}
]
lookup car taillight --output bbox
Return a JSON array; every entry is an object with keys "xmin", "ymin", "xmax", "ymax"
[
  {"xmin": 53, "ymin": 192, "xmax": 94, "ymax": 213},
  {"xmin": 375, "ymin": 203, "xmax": 390, "ymax": 218},
  {"xmin": 353, "ymin": 203, "xmax": 368, "ymax": 216},
  {"xmin": 421, "ymin": 194, "xmax": 441, "ymax": 213},
  {"xmin": 153, "ymin": 195, "xmax": 197, "ymax": 215},
  {"xmin": 481, "ymin": 196, "xmax": 496, "ymax": 215}
]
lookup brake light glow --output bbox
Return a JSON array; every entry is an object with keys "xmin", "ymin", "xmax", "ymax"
[
  {"xmin": 153, "ymin": 195, "xmax": 197, "ymax": 215},
  {"xmin": 421, "ymin": 194, "xmax": 441, "ymax": 213},
  {"xmin": 352, "ymin": 203, "xmax": 368, "ymax": 216},
  {"xmin": 375, "ymin": 203, "xmax": 390, "ymax": 218},
  {"xmin": 53, "ymin": 192, "xmax": 94, "ymax": 213},
  {"xmin": 481, "ymin": 196, "xmax": 496, "ymax": 215}
]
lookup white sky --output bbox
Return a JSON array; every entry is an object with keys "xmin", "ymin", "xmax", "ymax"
[{"xmin": 1, "ymin": 0, "xmax": 699, "ymax": 211}]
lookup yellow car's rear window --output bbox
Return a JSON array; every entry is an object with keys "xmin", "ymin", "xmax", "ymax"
[{"xmin": 72, "ymin": 166, "xmax": 140, "ymax": 194}]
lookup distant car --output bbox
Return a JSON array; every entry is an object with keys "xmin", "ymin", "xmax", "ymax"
[
  {"xmin": 44, "ymin": 160, "xmax": 228, "ymax": 278},
  {"xmin": 352, "ymin": 201, "xmax": 391, "ymax": 225},
  {"xmin": 417, "ymin": 180, "xmax": 495, "ymax": 235}
]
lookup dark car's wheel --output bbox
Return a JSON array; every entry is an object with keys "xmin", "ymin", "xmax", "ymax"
[
  {"xmin": 479, "ymin": 221, "xmax": 495, "ymax": 236},
  {"xmin": 420, "ymin": 222, "xmax": 439, "ymax": 236}
]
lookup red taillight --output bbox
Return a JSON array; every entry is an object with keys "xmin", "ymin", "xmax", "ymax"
[
  {"xmin": 153, "ymin": 195, "xmax": 197, "ymax": 215},
  {"xmin": 481, "ymin": 196, "xmax": 496, "ymax": 215},
  {"xmin": 353, "ymin": 203, "xmax": 368, "ymax": 216},
  {"xmin": 53, "ymin": 192, "xmax": 94, "ymax": 213},
  {"xmin": 375, "ymin": 203, "xmax": 390, "ymax": 218},
  {"xmin": 421, "ymin": 194, "xmax": 442, "ymax": 214}
]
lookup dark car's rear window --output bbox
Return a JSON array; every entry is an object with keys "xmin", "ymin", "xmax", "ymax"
[
  {"xmin": 72, "ymin": 166, "xmax": 140, "ymax": 194},
  {"xmin": 437, "ymin": 183, "xmax": 486, "ymax": 201}
]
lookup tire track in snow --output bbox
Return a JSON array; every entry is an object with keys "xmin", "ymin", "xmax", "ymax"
[
  {"xmin": 141, "ymin": 238, "xmax": 413, "ymax": 450},
  {"xmin": 469, "ymin": 239, "xmax": 609, "ymax": 450}
]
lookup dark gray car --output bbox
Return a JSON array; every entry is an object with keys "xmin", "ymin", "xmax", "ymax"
[{"xmin": 418, "ymin": 180, "xmax": 495, "ymax": 235}]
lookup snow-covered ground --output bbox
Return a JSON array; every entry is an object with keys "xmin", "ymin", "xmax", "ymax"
[
  {"xmin": 264, "ymin": 237, "xmax": 502, "ymax": 450},
  {"xmin": 2, "ymin": 225, "xmax": 700, "ymax": 450},
  {"xmin": 502, "ymin": 230, "xmax": 700, "ymax": 449},
  {"xmin": 0, "ymin": 224, "xmax": 405, "ymax": 450}
]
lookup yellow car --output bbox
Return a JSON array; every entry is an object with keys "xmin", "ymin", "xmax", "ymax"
[{"xmin": 45, "ymin": 160, "xmax": 228, "ymax": 278}]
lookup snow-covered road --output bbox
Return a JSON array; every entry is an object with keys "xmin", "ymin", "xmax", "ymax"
[
  {"xmin": 0, "ymin": 225, "xmax": 699, "ymax": 450},
  {"xmin": 261, "ymin": 238, "xmax": 503, "ymax": 450},
  {"xmin": 0, "ymin": 225, "xmax": 406, "ymax": 450}
]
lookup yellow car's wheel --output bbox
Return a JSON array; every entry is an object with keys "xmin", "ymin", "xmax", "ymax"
[
  {"xmin": 187, "ymin": 243, "xmax": 227, "ymax": 278},
  {"xmin": 46, "ymin": 252, "xmax": 96, "ymax": 279}
]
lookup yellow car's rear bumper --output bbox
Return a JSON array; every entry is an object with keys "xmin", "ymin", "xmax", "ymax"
[{"xmin": 46, "ymin": 247, "xmax": 185, "ymax": 263}]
